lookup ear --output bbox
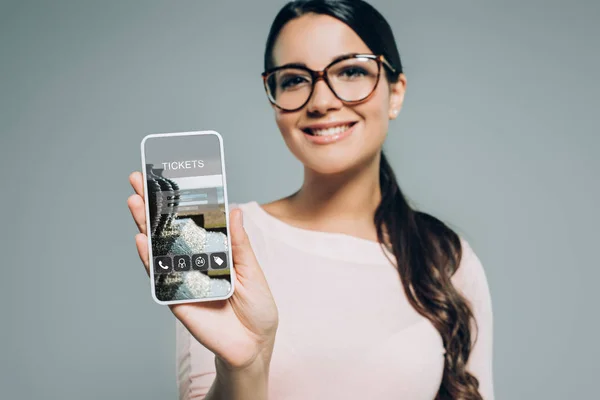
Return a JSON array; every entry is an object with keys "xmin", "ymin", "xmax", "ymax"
[{"xmin": 388, "ymin": 73, "xmax": 407, "ymax": 120}]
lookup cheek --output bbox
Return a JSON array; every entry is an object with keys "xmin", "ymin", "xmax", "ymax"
[
  {"xmin": 274, "ymin": 111, "xmax": 310, "ymax": 163},
  {"xmin": 275, "ymin": 111, "xmax": 295, "ymax": 138},
  {"xmin": 359, "ymin": 93, "xmax": 391, "ymax": 143}
]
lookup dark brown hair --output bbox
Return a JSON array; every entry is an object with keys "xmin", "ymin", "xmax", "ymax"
[{"xmin": 264, "ymin": 1, "xmax": 482, "ymax": 398}]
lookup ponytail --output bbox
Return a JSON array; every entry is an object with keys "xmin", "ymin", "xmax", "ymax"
[{"xmin": 375, "ymin": 151, "xmax": 482, "ymax": 400}]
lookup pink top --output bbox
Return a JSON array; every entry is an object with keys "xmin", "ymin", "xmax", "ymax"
[{"xmin": 176, "ymin": 201, "xmax": 494, "ymax": 399}]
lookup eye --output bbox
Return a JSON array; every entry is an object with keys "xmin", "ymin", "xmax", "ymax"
[
  {"xmin": 339, "ymin": 67, "xmax": 368, "ymax": 79},
  {"xmin": 280, "ymin": 75, "xmax": 310, "ymax": 90}
]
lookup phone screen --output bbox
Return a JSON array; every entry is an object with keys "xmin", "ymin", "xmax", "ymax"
[{"xmin": 141, "ymin": 131, "xmax": 233, "ymax": 304}]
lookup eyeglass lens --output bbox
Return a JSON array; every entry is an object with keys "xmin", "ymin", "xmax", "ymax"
[{"xmin": 265, "ymin": 56, "xmax": 380, "ymax": 110}]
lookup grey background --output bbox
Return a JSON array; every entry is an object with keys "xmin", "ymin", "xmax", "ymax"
[{"xmin": 1, "ymin": 0, "xmax": 598, "ymax": 399}]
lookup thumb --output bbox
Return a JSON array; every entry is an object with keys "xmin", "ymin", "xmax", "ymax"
[{"xmin": 229, "ymin": 208, "xmax": 259, "ymax": 270}]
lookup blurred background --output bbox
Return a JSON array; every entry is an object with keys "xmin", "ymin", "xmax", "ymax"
[{"xmin": 1, "ymin": 0, "xmax": 598, "ymax": 398}]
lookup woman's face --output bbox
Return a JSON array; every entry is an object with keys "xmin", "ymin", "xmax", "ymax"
[{"xmin": 270, "ymin": 13, "xmax": 406, "ymax": 175}]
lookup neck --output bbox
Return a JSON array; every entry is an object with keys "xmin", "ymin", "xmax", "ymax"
[{"xmin": 288, "ymin": 153, "xmax": 382, "ymax": 227}]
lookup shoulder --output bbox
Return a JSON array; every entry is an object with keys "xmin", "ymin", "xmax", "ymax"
[
  {"xmin": 415, "ymin": 212, "xmax": 490, "ymax": 296},
  {"xmin": 451, "ymin": 237, "xmax": 493, "ymax": 314},
  {"xmin": 453, "ymin": 238, "xmax": 488, "ymax": 286}
]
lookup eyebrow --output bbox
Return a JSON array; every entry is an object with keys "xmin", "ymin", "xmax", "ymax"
[{"xmin": 275, "ymin": 52, "xmax": 360, "ymax": 69}]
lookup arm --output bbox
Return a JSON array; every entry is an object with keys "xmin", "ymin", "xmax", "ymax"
[
  {"xmin": 203, "ymin": 353, "xmax": 271, "ymax": 400},
  {"xmin": 452, "ymin": 239, "xmax": 495, "ymax": 400},
  {"xmin": 176, "ymin": 318, "xmax": 273, "ymax": 400},
  {"xmin": 128, "ymin": 174, "xmax": 279, "ymax": 400},
  {"xmin": 171, "ymin": 206, "xmax": 278, "ymax": 400}
]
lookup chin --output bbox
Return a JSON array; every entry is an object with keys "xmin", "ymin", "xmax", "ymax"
[
  {"xmin": 308, "ymin": 164, "xmax": 350, "ymax": 175},
  {"xmin": 303, "ymin": 155, "xmax": 369, "ymax": 176}
]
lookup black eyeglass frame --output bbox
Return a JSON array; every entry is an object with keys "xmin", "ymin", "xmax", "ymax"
[{"xmin": 261, "ymin": 53, "xmax": 397, "ymax": 112}]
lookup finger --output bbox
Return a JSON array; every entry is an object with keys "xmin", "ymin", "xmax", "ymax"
[
  {"xmin": 127, "ymin": 193, "xmax": 147, "ymax": 235},
  {"xmin": 135, "ymin": 233, "xmax": 150, "ymax": 277},
  {"xmin": 129, "ymin": 171, "xmax": 144, "ymax": 197},
  {"xmin": 229, "ymin": 208, "xmax": 264, "ymax": 278}
]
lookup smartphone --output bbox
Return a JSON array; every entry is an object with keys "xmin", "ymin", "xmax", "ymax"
[{"xmin": 140, "ymin": 130, "xmax": 234, "ymax": 305}]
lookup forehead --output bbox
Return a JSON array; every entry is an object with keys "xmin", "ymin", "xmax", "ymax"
[{"xmin": 272, "ymin": 13, "xmax": 372, "ymax": 69}]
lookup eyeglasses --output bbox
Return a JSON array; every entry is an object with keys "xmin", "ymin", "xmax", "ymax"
[{"xmin": 261, "ymin": 53, "xmax": 396, "ymax": 112}]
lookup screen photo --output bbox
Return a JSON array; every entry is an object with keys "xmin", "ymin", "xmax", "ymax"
[{"xmin": 143, "ymin": 133, "xmax": 231, "ymax": 302}]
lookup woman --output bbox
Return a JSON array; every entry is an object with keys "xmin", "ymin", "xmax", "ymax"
[{"xmin": 127, "ymin": 1, "xmax": 493, "ymax": 399}]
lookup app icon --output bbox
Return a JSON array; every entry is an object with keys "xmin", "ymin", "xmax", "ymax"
[
  {"xmin": 173, "ymin": 255, "xmax": 191, "ymax": 272},
  {"xmin": 192, "ymin": 254, "xmax": 209, "ymax": 272},
  {"xmin": 154, "ymin": 256, "xmax": 172, "ymax": 273},
  {"xmin": 210, "ymin": 252, "xmax": 228, "ymax": 269}
]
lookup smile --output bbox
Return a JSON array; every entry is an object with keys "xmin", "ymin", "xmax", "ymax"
[
  {"xmin": 304, "ymin": 122, "xmax": 355, "ymax": 136},
  {"xmin": 301, "ymin": 121, "xmax": 358, "ymax": 144}
]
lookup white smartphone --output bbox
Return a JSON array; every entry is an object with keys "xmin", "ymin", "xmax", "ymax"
[{"xmin": 140, "ymin": 130, "xmax": 235, "ymax": 305}]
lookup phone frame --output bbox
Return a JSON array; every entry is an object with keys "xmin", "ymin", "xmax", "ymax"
[{"xmin": 140, "ymin": 130, "xmax": 235, "ymax": 305}]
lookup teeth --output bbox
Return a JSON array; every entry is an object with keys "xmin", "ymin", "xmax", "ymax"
[{"xmin": 311, "ymin": 124, "xmax": 352, "ymax": 136}]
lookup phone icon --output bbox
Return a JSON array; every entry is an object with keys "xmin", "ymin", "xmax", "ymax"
[{"xmin": 154, "ymin": 256, "xmax": 173, "ymax": 273}]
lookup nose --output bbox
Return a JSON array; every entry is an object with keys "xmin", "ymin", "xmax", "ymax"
[{"xmin": 305, "ymin": 77, "xmax": 342, "ymax": 114}]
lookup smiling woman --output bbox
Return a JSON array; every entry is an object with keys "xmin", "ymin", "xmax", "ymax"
[
  {"xmin": 264, "ymin": 11, "xmax": 405, "ymax": 176},
  {"xmin": 128, "ymin": 0, "xmax": 494, "ymax": 399}
]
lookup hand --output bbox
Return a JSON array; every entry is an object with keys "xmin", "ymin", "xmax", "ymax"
[{"xmin": 127, "ymin": 171, "xmax": 279, "ymax": 370}]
